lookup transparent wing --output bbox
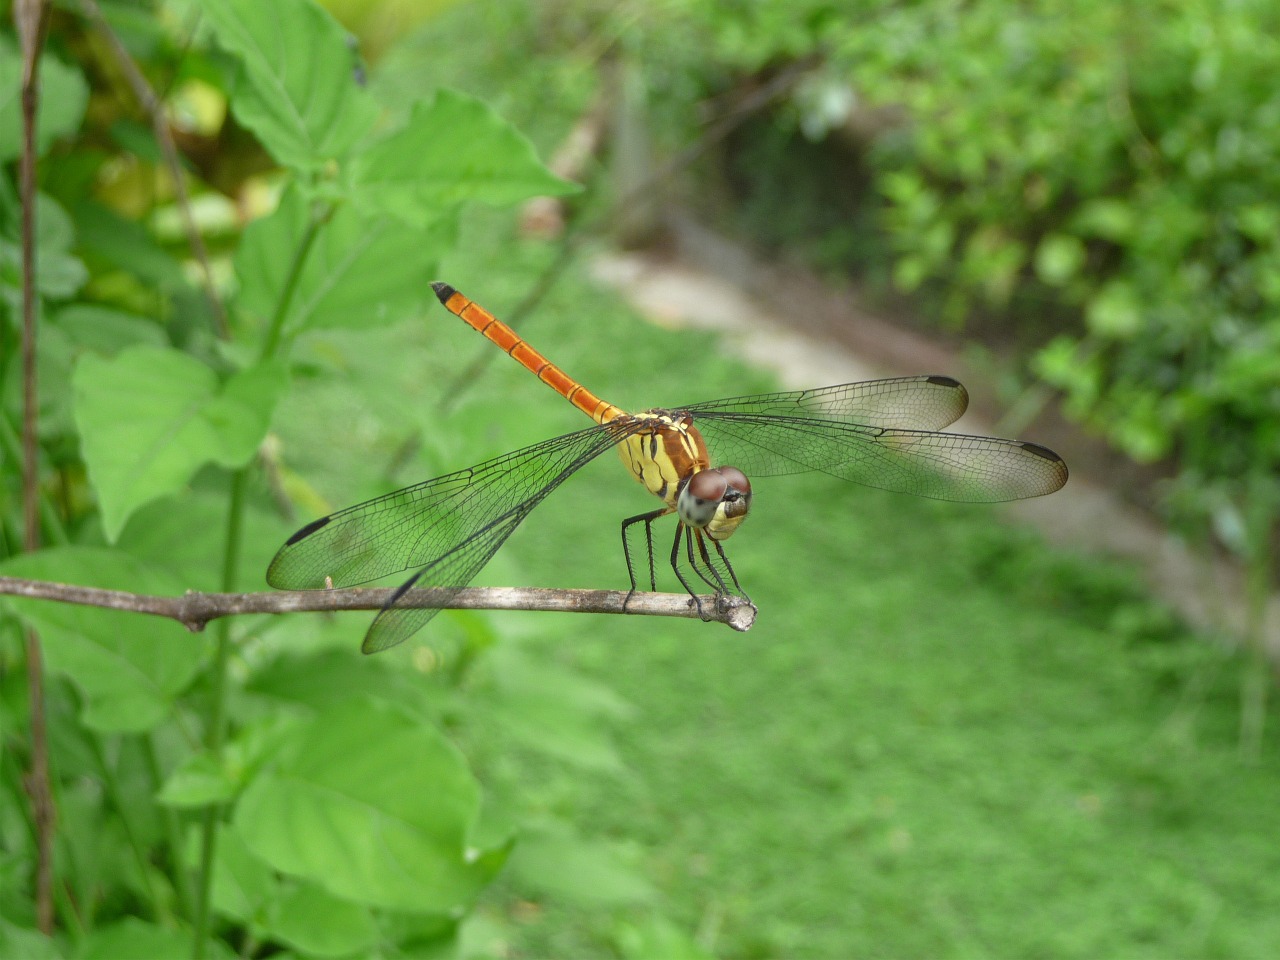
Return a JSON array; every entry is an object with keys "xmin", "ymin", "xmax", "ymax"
[
  {"xmin": 267, "ymin": 422, "xmax": 630, "ymax": 651},
  {"xmin": 679, "ymin": 376, "xmax": 970, "ymax": 431},
  {"xmin": 679, "ymin": 380, "xmax": 1067, "ymax": 501}
]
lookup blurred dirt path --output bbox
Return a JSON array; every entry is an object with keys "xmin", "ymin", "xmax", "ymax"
[{"xmin": 591, "ymin": 235, "xmax": 1279, "ymax": 654}]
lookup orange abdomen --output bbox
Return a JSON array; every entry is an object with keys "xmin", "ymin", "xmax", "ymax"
[{"xmin": 431, "ymin": 283, "xmax": 622, "ymax": 425}]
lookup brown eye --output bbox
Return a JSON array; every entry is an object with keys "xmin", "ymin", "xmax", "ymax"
[
  {"xmin": 686, "ymin": 470, "xmax": 728, "ymax": 502},
  {"xmin": 716, "ymin": 467, "xmax": 750, "ymax": 497},
  {"xmin": 678, "ymin": 467, "xmax": 754, "ymax": 529}
]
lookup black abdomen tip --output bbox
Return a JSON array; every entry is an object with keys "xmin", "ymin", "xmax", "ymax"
[{"xmin": 430, "ymin": 281, "xmax": 456, "ymax": 304}]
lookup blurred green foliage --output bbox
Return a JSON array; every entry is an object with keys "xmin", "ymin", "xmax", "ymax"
[{"xmin": 625, "ymin": 0, "xmax": 1280, "ymax": 559}]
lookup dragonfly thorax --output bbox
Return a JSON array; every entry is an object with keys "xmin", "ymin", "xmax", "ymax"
[
  {"xmin": 678, "ymin": 466, "xmax": 752, "ymax": 541},
  {"xmin": 617, "ymin": 410, "xmax": 711, "ymax": 509}
]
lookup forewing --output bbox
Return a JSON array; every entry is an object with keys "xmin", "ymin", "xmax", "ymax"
[
  {"xmin": 679, "ymin": 377, "xmax": 970, "ymax": 431},
  {"xmin": 692, "ymin": 414, "xmax": 1068, "ymax": 502},
  {"xmin": 267, "ymin": 423, "xmax": 625, "ymax": 590}
]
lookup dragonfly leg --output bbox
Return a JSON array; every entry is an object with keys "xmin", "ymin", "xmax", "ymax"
[
  {"xmin": 621, "ymin": 508, "xmax": 668, "ymax": 609},
  {"xmin": 682, "ymin": 530, "xmax": 750, "ymax": 622},
  {"xmin": 667, "ymin": 523, "xmax": 714, "ymax": 620},
  {"xmin": 688, "ymin": 529, "xmax": 734, "ymax": 597},
  {"xmin": 709, "ymin": 537, "xmax": 749, "ymax": 602}
]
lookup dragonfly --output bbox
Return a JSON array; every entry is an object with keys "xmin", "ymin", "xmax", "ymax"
[{"xmin": 267, "ymin": 283, "xmax": 1069, "ymax": 653}]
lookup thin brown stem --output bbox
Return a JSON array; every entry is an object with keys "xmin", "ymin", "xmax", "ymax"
[
  {"xmin": 0, "ymin": 577, "xmax": 758, "ymax": 633},
  {"xmin": 15, "ymin": 0, "xmax": 55, "ymax": 935}
]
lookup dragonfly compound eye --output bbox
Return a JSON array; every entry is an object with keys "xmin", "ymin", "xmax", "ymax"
[{"xmin": 678, "ymin": 467, "xmax": 753, "ymax": 529}]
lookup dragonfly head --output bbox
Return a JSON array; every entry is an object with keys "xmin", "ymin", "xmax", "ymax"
[{"xmin": 678, "ymin": 466, "xmax": 752, "ymax": 541}]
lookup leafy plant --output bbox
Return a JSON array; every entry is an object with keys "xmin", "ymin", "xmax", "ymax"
[{"xmin": 0, "ymin": 1, "xmax": 589, "ymax": 956}]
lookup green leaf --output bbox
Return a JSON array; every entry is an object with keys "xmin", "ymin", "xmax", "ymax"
[
  {"xmin": 53, "ymin": 304, "xmax": 167, "ymax": 356},
  {"xmin": 892, "ymin": 254, "xmax": 930, "ymax": 293},
  {"xmin": 1, "ymin": 322, "xmax": 76, "ymax": 438},
  {"xmin": 118, "ymin": 491, "xmax": 282, "ymax": 593},
  {"xmin": 157, "ymin": 752, "xmax": 238, "ymax": 808},
  {"xmin": 210, "ymin": 824, "xmax": 275, "ymax": 925},
  {"xmin": 72, "ymin": 200, "xmax": 187, "ymax": 289},
  {"xmin": 0, "ymin": 548, "xmax": 207, "ymax": 732},
  {"xmin": 508, "ymin": 821, "xmax": 655, "ymax": 906},
  {"xmin": 0, "ymin": 194, "xmax": 88, "ymax": 305},
  {"xmin": 265, "ymin": 881, "xmax": 380, "ymax": 958},
  {"xmin": 78, "ymin": 918, "xmax": 217, "ymax": 960},
  {"xmin": 247, "ymin": 648, "xmax": 434, "ymax": 715},
  {"xmin": 484, "ymin": 648, "xmax": 632, "ymax": 772},
  {"xmin": 351, "ymin": 89, "xmax": 579, "ymax": 224},
  {"xmin": 201, "ymin": 0, "xmax": 378, "ymax": 170},
  {"xmin": 235, "ymin": 187, "xmax": 449, "ymax": 337},
  {"xmin": 234, "ymin": 696, "xmax": 501, "ymax": 912},
  {"xmin": 161, "ymin": 715, "xmax": 297, "ymax": 809},
  {"xmin": 0, "ymin": 38, "xmax": 89, "ymax": 161},
  {"xmin": 72, "ymin": 346, "xmax": 287, "ymax": 539}
]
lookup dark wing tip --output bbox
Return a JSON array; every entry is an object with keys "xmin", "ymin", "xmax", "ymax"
[
  {"xmin": 926, "ymin": 375, "xmax": 968, "ymax": 419},
  {"xmin": 1020, "ymin": 440, "xmax": 1065, "ymax": 465},
  {"xmin": 430, "ymin": 281, "xmax": 456, "ymax": 304},
  {"xmin": 285, "ymin": 514, "xmax": 332, "ymax": 546},
  {"xmin": 1020, "ymin": 441, "xmax": 1070, "ymax": 487},
  {"xmin": 267, "ymin": 515, "xmax": 333, "ymax": 589}
]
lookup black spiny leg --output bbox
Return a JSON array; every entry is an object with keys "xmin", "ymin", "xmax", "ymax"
[
  {"xmin": 691, "ymin": 528, "xmax": 739, "ymax": 600},
  {"xmin": 621, "ymin": 508, "xmax": 668, "ymax": 610},
  {"xmin": 709, "ymin": 537, "xmax": 748, "ymax": 601},
  {"xmin": 669, "ymin": 523, "xmax": 713, "ymax": 620}
]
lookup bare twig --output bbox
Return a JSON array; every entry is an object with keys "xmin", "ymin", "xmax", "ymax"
[
  {"xmin": 78, "ymin": 0, "xmax": 228, "ymax": 338},
  {"xmin": 0, "ymin": 577, "xmax": 759, "ymax": 634},
  {"xmin": 15, "ymin": 0, "xmax": 55, "ymax": 935}
]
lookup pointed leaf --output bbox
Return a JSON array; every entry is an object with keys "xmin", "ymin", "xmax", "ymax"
[
  {"xmin": 73, "ymin": 346, "xmax": 286, "ymax": 539},
  {"xmin": 235, "ymin": 697, "xmax": 502, "ymax": 912},
  {"xmin": 509, "ymin": 822, "xmax": 654, "ymax": 906},
  {"xmin": 201, "ymin": 0, "xmax": 378, "ymax": 169},
  {"xmin": 236, "ymin": 187, "xmax": 448, "ymax": 335},
  {"xmin": 351, "ymin": 89, "xmax": 579, "ymax": 224},
  {"xmin": 265, "ymin": 881, "xmax": 379, "ymax": 958},
  {"xmin": 210, "ymin": 825, "xmax": 275, "ymax": 925}
]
